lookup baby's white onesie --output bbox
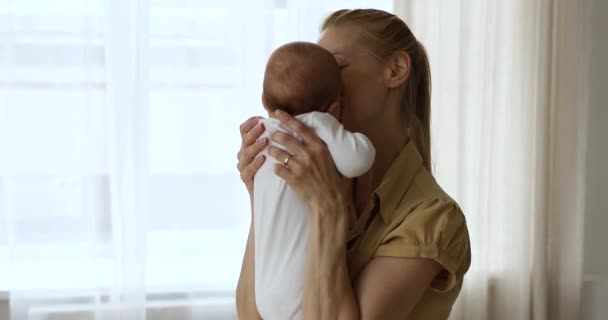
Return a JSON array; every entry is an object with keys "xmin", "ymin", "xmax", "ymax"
[{"xmin": 253, "ymin": 111, "xmax": 375, "ymax": 320}]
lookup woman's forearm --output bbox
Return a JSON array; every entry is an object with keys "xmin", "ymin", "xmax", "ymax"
[
  {"xmin": 302, "ymin": 198, "xmax": 360, "ymax": 320},
  {"xmin": 236, "ymin": 198, "xmax": 262, "ymax": 320},
  {"xmin": 236, "ymin": 223, "xmax": 260, "ymax": 319}
]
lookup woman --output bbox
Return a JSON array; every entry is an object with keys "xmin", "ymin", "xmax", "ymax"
[{"xmin": 236, "ymin": 9, "xmax": 470, "ymax": 320}]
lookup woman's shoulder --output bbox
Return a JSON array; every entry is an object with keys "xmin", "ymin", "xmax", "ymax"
[
  {"xmin": 382, "ymin": 166, "xmax": 470, "ymax": 260},
  {"xmin": 413, "ymin": 168, "xmax": 456, "ymax": 203},
  {"xmin": 388, "ymin": 167, "xmax": 462, "ymax": 220},
  {"xmin": 376, "ymin": 168, "xmax": 471, "ymax": 291}
]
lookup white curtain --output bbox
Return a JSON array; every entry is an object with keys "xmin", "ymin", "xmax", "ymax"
[
  {"xmin": 395, "ymin": 1, "xmax": 592, "ymax": 319},
  {"xmin": 0, "ymin": 0, "xmax": 391, "ymax": 319}
]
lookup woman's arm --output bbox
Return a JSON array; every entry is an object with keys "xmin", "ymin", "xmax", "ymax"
[
  {"xmin": 302, "ymin": 198, "xmax": 359, "ymax": 320},
  {"xmin": 235, "ymin": 203, "xmax": 262, "ymax": 320},
  {"xmin": 353, "ymin": 256, "xmax": 442, "ymax": 319},
  {"xmin": 268, "ymin": 110, "xmax": 443, "ymax": 320},
  {"xmin": 235, "ymin": 116, "xmax": 267, "ymax": 320},
  {"xmin": 303, "ymin": 198, "xmax": 442, "ymax": 320}
]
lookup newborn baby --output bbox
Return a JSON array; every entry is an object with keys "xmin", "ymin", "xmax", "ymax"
[{"xmin": 253, "ymin": 41, "xmax": 375, "ymax": 320}]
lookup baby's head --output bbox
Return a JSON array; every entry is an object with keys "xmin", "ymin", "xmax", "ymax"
[{"xmin": 262, "ymin": 42, "xmax": 341, "ymax": 117}]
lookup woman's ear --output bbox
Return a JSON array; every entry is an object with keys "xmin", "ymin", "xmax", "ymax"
[
  {"xmin": 326, "ymin": 100, "xmax": 342, "ymax": 121},
  {"xmin": 384, "ymin": 51, "xmax": 411, "ymax": 89}
]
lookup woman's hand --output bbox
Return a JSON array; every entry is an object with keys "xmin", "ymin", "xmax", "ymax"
[
  {"xmin": 267, "ymin": 110, "xmax": 351, "ymax": 213},
  {"xmin": 237, "ymin": 116, "xmax": 268, "ymax": 196}
]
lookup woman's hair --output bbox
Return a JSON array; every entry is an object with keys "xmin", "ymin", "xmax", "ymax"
[{"xmin": 322, "ymin": 9, "xmax": 432, "ymax": 172}]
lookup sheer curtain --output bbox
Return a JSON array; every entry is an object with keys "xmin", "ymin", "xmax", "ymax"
[
  {"xmin": 0, "ymin": 0, "xmax": 390, "ymax": 319},
  {"xmin": 395, "ymin": 1, "xmax": 592, "ymax": 319}
]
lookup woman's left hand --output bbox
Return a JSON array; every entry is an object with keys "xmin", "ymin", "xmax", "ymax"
[{"xmin": 267, "ymin": 110, "xmax": 351, "ymax": 212}]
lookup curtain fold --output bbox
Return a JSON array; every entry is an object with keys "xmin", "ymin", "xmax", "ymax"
[
  {"xmin": 394, "ymin": 1, "xmax": 592, "ymax": 319},
  {"xmin": 545, "ymin": 0, "xmax": 592, "ymax": 318},
  {"xmin": 103, "ymin": 0, "xmax": 149, "ymax": 318},
  {"xmin": 1, "ymin": 0, "xmax": 149, "ymax": 319}
]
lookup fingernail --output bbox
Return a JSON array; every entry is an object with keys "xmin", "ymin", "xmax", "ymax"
[
  {"xmin": 259, "ymin": 122, "xmax": 265, "ymax": 129},
  {"xmin": 258, "ymin": 138, "xmax": 267, "ymax": 145},
  {"xmin": 257, "ymin": 155, "xmax": 265, "ymax": 162}
]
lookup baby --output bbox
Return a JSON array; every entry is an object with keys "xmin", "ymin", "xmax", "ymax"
[{"xmin": 253, "ymin": 42, "xmax": 375, "ymax": 320}]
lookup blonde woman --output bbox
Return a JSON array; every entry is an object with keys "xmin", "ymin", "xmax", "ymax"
[{"xmin": 236, "ymin": 9, "xmax": 471, "ymax": 320}]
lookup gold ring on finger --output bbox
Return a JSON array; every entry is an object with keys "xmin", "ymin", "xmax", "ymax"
[{"xmin": 283, "ymin": 154, "xmax": 293, "ymax": 168}]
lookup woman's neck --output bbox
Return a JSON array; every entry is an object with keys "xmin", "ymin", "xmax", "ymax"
[
  {"xmin": 353, "ymin": 116, "xmax": 409, "ymax": 213},
  {"xmin": 368, "ymin": 119, "xmax": 409, "ymax": 187}
]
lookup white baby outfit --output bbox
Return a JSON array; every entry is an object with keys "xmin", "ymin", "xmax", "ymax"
[{"xmin": 253, "ymin": 111, "xmax": 375, "ymax": 320}]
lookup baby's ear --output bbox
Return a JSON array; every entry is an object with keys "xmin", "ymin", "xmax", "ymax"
[{"xmin": 326, "ymin": 100, "xmax": 342, "ymax": 120}]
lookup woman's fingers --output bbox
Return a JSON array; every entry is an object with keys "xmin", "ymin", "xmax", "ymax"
[
  {"xmin": 240, "ymin": 116, "xmax": 263, "ymax": 138},
  {"xmin": 267, "ymin": 145, "xmax": 302, "ymax": 173},
  {"xmin": 274, "ymin": 110, "xmax": 320, "ymax": 144},
  {"xmin": 237, "ymin": 118, "xmax": 264, "ymax": 161},
  {"xmin": 269, "ymin": 131, "xmax": 308, "ymax": 158},
  {"xmin": 238, "ymin": 137, "xmax": 268, "ymax": 170},
  {"xmin": 238, "ymin": 120, "xmax": 265, "ymax": 162},
  {"xmin": 240, "ymin": 154, "xmax": 265, "ymax": 183},
  {"xmin": 273, "ymin": 162, "xmax": 296, "ymax": 184},
  {"xmin": 237, "ymin": 116, "xmax": 266, "ymax": 195},
  {"xmin": 242, "ymin": 121, "xmax": 265, "ymax": 148}
]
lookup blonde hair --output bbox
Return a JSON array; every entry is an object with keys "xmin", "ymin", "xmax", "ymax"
[{"xmin": 322, "ymin": 9, "xmax": 432, "ymax": 172}]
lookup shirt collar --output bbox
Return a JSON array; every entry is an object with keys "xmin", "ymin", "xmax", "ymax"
[{"xmin": 375, "ymin": 140, "xmax": 424, "ymax": 224}]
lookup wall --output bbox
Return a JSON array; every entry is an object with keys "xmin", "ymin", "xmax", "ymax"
[
  {"xmin": 581, "ymin": 0, "xmax": 608, "ymax": 319},
  {"xmin": 0, "ymin": 300, "xmax": 7, "ymax": 320}
]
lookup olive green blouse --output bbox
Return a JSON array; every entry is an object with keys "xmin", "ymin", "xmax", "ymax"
[{"xmin": 346, "ymin": 141, "xmax": 471, "ymax": 319}]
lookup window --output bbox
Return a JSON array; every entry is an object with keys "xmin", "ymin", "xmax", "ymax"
[{"xmin": 0, "ymin": 0, "xmax": 392, "ymax": 299}]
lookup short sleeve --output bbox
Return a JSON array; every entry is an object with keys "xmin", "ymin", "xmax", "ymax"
[{"xmin": 375, "ymin": 199, "xmax": 471, "ymax": 292}]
